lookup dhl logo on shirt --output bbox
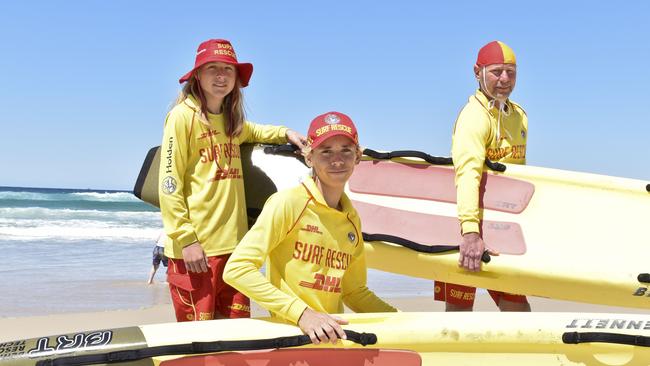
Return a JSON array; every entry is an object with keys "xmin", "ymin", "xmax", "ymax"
[
  {"xmin": 299, "ymin": 273, "xmax": 341, "ymax": 293},
  {"xmin": 300, "ymin": 224, "xmax": 323, "ymax": 234},
  {"xmin": 487, "ymin": 144, "xmax": 526, "ymax": 161},
  {"xmin": 209, "ymin": 168, "xmax": 242, "ymax": 182},
  {"xmin": 198, "ymin": 130, "xmax": 221, "ymax": 140}
]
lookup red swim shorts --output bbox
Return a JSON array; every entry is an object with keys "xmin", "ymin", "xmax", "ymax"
[
  {"xmin": 167, "ymin": 254, "xmax": 250, "ymax": 322},
  {"xmin": 434, "ymin": 281, "xmax": 528, "ymax": 307}
]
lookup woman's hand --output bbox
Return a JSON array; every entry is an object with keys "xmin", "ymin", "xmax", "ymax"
[
  {"xmin": 286, "ymin": 129, "xmax": 308, "ymax": 150},
  {"xmin": 298, "ymin": 308, "xmax": 348, "ymax": 344},
  {"xmin": 182, "ymin": 242, "xmax": 209, "ymax": 273}
]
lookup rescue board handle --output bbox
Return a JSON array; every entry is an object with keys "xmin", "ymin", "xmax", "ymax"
[
  {"xmin": 363, "ymin": 233, "xmax": 491, "ymax": 263},
  {"xmin": 563, "ymin": 331, "xmax": 650, "ymax": 347}
]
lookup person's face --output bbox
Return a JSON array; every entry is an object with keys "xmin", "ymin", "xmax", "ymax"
[
  {"xmin": 196, "ymin": 62, "xmax": 237, "ymax": 101},
  {"xmin": 306, "ymin": 135, "xmax": 361, "ymax": 189},
  {"xmin": 475, "ymin": 63, "xmax": 517, "ymax": 101}
]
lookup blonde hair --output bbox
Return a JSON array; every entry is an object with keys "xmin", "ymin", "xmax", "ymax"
[{"xmin": 173, "ymin": 74, "xmax": 246, "ymax": 137}]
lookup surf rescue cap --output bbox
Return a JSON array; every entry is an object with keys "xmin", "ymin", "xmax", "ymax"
[
  {"xmin": 179, "ymin": 39, "xmax": 253, "ymax": 87},
  {"xmin": 476, "ymin": 41, "xmax": 516, "ymax": 66},
  {"xmin": 307, "ymin": 111, "xmax": 359, "ymax": 149}
]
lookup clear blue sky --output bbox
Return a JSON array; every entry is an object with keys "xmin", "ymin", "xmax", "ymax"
[{"xmin": 1, "ymin": 1, "xmax": 648, "ymax": 190}]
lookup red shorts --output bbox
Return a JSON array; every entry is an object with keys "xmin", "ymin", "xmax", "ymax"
[
  {"xmin": 434, "ymin": 281, "xmax": 528, "ymax": 307},
  {"xmin": 167, "ymin": 254, "xmax": 250, "ymax": 322}
]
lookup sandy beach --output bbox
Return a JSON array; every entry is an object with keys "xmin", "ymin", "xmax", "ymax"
[{"xmin": 2, "ymin": 293, "xmax": 649, "ymax": 343}]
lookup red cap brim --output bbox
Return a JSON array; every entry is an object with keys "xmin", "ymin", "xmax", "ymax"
[{"xmin": 179, "ymin": 61, "xmax": 253, "ymax": 87}]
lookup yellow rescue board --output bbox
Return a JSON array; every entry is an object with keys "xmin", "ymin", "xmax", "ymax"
[
  {"xmin": 5, "ymin": 312, "xmax": 650, "ymax": 366},
  {"xmin": 347, "ymin": 153, "xmax": 650, "ymax": 310}
]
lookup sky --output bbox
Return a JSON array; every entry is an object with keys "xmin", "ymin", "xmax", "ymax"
[{"xmin": 0, "ymin": 1, "xmax": 648, "ymax": 190}]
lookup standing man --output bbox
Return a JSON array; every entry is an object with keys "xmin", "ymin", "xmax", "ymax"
[{"xmin": 434, "ymin": 41, "xmax": 531, "ymax": 312}]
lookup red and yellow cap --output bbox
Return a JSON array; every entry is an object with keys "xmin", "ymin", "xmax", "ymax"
[
  {"xmin": 179, "ymin": 39, "xmax": 253, "ymax": 87},
  {"xmin": 307, "ymin": 111, "xmax": 359, "ymax": 149},
  {"xmin": 476, "ymin": 41, "xmax": 516, "ymax": 66}
]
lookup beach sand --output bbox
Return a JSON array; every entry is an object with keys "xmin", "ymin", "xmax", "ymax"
[{"xmin": 2, "ymin": 294, "xmax": 649, "ymax": 342}]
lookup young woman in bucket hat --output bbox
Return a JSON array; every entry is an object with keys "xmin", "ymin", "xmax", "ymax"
[
  {"xmin": 159, "ymin": 38, "xmax": 307, "ymax": 322},
  {"xmin": 224, "ymin": 112, "xmax": 397, "ymax": 345}
]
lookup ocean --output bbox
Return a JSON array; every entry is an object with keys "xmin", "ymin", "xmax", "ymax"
[{"xmin": 0, "ymin": 186, "xmax": 432, "ymax": 318}]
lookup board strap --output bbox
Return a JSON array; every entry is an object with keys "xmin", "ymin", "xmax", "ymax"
[
  {"xmin": 36, "ymin": 330, "xmax": 377, "ymax": 366},
  {"xmin": 363, "ymin": 233, "xmax": 491, "ymax": 263},
  {"xmin": 362, "ymin": 148, "xmax": 506, "ymax": 172},
  {"xmin": 262, "ymin": 144, "xmax": 507, "ymax": 172},
  {"xmin": 262, "ymin": 144, "xmax": 306, "ymax": 165}
]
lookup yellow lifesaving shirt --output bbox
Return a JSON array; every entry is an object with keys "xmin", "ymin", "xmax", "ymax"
[
  {"xmin": 452, "ymin": 89, "xmax": 528, "ymax": 234},
  {"xmin": 159, "ymin": 95, "xmax": 288, "ymax": 258},
  {"xmin": 224, "ymin": 176, "xmax": 397, "ymax": 324}
]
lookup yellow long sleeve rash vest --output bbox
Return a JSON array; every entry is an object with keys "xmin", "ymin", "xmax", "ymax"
[
  {"xmin": 452, "ymin": 89, "xmax": 528, "ymax": 234},
  {"xmin": 159, "ymin": 95, "xmax": 288, "ymax": 259},
  {"xmin": 224, "ymin": 177, "xmax": 397, "ymax": 324}
]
